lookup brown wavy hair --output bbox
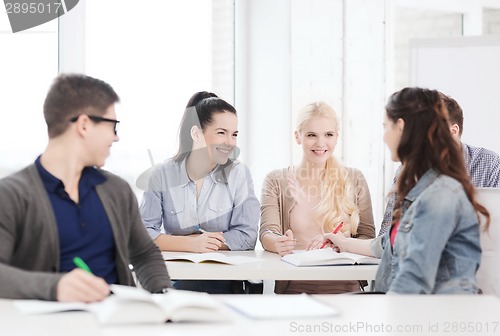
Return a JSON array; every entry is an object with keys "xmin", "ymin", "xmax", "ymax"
[{"xmin": 386, "ymin": 87, "xmax": 489, "ymax": 230}]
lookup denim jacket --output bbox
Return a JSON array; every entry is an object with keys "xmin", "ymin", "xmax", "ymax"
[{"xmin": 371, "ymin": 169, "xmax": 481, "ymax": 294}]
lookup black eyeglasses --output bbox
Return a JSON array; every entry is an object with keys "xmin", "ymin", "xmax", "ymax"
[{"xmin": 69, "ymin": 115, "xmax": 120, "ymax": 135}]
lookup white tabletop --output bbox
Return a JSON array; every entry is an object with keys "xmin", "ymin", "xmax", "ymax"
[
  {"xmin": 2, "ymin": 295, "xmax": 499, "ymax": 336},
  {"xmin": 163, "ymin": 250, "xmax": 378, "ymax": 281}
]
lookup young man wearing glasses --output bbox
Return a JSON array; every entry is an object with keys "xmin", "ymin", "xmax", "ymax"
[{"xmin": 0, "ymin": 74, "xmax": 171, "ymax": 302}]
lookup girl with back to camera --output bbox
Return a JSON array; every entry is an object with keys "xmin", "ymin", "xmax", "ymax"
[
  {"xmin": 140, "ymin": 92, "xmax": 259, "ymax": 294},
  {"xmin": 260, "ymin": 101, "xmax": 375, "ymax": 294},
  {"xmin": 324, "ymin": 87, "xmax": 490, "ymax": 294}
]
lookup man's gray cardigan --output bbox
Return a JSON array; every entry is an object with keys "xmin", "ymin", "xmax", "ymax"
[{"xmin": 0, "ymin": 164, "xmax": 171, "ymax": 300}]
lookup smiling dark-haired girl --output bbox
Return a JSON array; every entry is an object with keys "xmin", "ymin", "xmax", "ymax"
[{"xmin": 140, "ymin": 91, "xmax": 260, "ymax": 294}]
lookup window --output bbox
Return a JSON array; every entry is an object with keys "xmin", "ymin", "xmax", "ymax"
[
  {"xmin": 0, "ymin": 14, "xmax": 58, "ymax": 177},
  {"xmin": 84, "ymin": 0, "xmax": 234, "ymax": 198}
]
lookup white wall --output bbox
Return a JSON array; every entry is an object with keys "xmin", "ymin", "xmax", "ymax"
[
  {"xmin": 342, "ymin": 0, "xmax": 387, "ymax": 228},
  {"xmin": 235, "ymin": 0, "xmax": 293, "ymax": 191},
  {"xmin": 410, "ymin": 36, "xmax": 500, "ymax": 155}
]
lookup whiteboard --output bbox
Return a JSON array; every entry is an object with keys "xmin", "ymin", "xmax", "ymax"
[{"xmin": 410, "ymin": 36, "xmax": 500, "ymax": 155}]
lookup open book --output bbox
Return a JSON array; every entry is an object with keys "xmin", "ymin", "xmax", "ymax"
[
  {"xmin": 162, "ymin": 252, "xmax": 259, "ymax": 265},
  {"xmin": 14, "ymin": 284, "xmax": 232, "ymax": 325},
  {"xmin": 282, "ymin": 249, "xmax": 380, "ymax": 267}
]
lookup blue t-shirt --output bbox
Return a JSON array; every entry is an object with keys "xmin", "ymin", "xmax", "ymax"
[{"xmin": 35, "ymin": 157, "xmax": 117, "ymax": 284}]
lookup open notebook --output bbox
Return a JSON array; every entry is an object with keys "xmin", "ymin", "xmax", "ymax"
[
  {"xmin": 282, "ymin": 249, "xmax": 380, "ymax": 267},
  {"xmin": 162, "ymin": 252, "xmax": 259, "ymax": 265},
  {"xmin": 14, "ymin": 285, "xmax": 232, "ymax": 325}
]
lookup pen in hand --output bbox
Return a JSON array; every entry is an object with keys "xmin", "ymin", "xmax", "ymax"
[
  {"xmin": 264, "ymin": 229, "xmax": 298, "ymax": 242},
  {"xmin": 73, "ymin": 256, "xmax": 93, "ymax": 274},
  {"xmin": 73, "ymin": 256, "xmax": 113, "ymax": 296},
  {"xmin": 320, "ymin": 222, "xmax": 344, "ymax": 249},
  {"xmin": 197, "ymin": 227, "xmax": 227, "ymax": 244}
]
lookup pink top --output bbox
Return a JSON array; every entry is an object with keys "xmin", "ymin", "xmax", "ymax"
[
  {"xmin": 390, "ymin": 220, "xmax": 400, "ymax": 247},
  {"xmin": 287, "ymin": 167, "xmax": 323, "ymax": 250},
  {"xmin": 285, "ymin": 168, "xmax": 360, "ymax": 294}
]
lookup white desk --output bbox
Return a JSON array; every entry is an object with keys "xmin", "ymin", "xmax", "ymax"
[
  {"xmin": 2, "ymin": 295, "xmax": 499, "ymax": 336},
  {"xmin": 163, "ymin": 250, "xmax": 378, "ymax": 281}
]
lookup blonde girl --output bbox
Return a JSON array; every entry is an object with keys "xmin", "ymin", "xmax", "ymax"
[{"xmin": 259, "ymin": 102, "xmax": 375, "ymax": 294}]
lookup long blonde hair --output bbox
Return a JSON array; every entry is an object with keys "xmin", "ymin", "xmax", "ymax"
[{"xmin": 296, "ymin": 102, "xmax": 360, "ymax": 235}]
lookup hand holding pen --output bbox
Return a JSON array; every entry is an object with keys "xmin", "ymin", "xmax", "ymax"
[
  {"xmin": 194, "ymin": 227, "xmax": 227, "ymax": 252},
  {"xmin": 265, "ymin": 229, "xmax": 297, "ymax": 256},
  {"xmin": 56, "ymin": 257, "xmax": 110, "ymax": 303},
  {"xmin": 320, "ymin": 222, "xmax": 344, "ymax": 249},
  {"xmin": 322, "ymin": 222, "xmax": 348, "ymax": 252}
]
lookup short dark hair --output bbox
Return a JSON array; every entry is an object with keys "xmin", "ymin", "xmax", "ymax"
[
  {"xmin": 173, "ymin": 91, "xmax": 237, "ymax": 162},
  {"xmin": 43, "ymin": 74, "xmax": 119, "ymax": 138},
  {"xmin": 440, "ymin": 93, "xmax": 464, "ymax": 136}
]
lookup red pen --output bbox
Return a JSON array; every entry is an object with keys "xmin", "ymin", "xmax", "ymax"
[{"xmin": 320, "ymin": 222, "xmax": 344, "ymax": 249}]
